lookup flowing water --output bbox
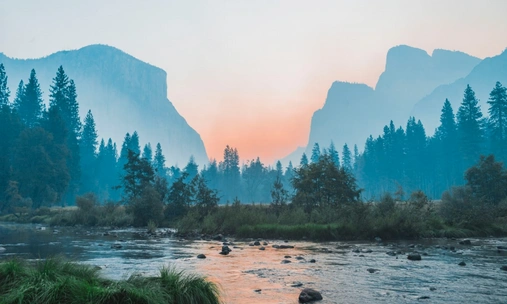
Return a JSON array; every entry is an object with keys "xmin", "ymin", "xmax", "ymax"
[{"xmin": 1, "ymin": 222, "xmax": 506, "ymax": 303}]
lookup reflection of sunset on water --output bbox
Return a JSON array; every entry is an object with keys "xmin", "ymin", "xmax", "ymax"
[{"xmin": 193, "ymin": 242, "xmax": 316, "ymax": 304}]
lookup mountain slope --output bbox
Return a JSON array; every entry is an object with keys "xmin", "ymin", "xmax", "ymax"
[
  {"xmin": 282, "ymin": 45, "xmax": 481, "ymax": 165},
  {"xmin": 0, "ymin": 45, "xmax": 208, "ymax": 166},
  {"xmin": 411, "ymin": 49, "xmax": 507, "ymax": 134}
]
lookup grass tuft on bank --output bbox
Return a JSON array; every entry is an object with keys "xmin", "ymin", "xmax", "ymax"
[{"xmin": 0, "ymin": 258, "xmax": 221, "ymax": 304}]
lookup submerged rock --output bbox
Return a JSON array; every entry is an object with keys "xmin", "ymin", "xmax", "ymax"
[
  {"xmin": 500, "ymin": 266, "xmax": 507, "ymax": 271},
  {"xmin": 291, "ymin": 282, "xmax": 303, "ymax": 287},
  {"xmin": 367, "ymin": 268, "xmax": 379, "ymax": 273},
  {"xmin": 111, "ymin": 243, "xmax": 122, "ymax": 249},
  {"xmin": 458, "ymin": 261, "xmax": 466, "ymax": 266},
  {"xmin": 407, "ymin": 253, "xmax": 422, "ymax": 261},
  {"xmin": 386, "ymin": 251, "xmax": 396, "ymax": 256},
  {"xmin": 459, "ymin": 239, "xmax": 472, "ymax": 245},
  {"xmin": 299, "ymin": 288, "xmax": 323, "ymax": 303},
  {"xmin": 281, "ymin": 259, "xmax": 292, "ymax": 264},
  {"xmin": 278, "ymin": 245, "xmax": 295, "ymax": 249}
]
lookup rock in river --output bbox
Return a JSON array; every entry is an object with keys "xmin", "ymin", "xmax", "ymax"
[
  {"xmin": 299, "ymin": 288, "xmax": 323, "ymax": 303},
  {"xmin": 197, "ymin": 254, "xmax": 206, "ymax": 259},
  {"xmin": 458, "ymin": 261, "xmax": 466, "ymax": 266},
  {"xmin": 219, "ymin": 245, "xmax": 231, "ymax": 255},
  {"xmin": 459, "ymin": 239, "xmax": 472, "ymax": 245},
  {"xmin": 281, "ymin": 259, "xmax": 292, "ymax": 264},
  {"xmin": 500, "ymin": 266, "xmax": 507, "ymax": 271},
  {"xmin": 407, "ymin": 253, "xmax": 422, "ymax": 261}
]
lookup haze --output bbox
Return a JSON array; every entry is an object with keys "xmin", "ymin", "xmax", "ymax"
[{"xmin": 2, "ymin": 0, "xmax": 507, "ymax": 163}]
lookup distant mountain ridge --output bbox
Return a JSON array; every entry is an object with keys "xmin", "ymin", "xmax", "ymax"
[
  {"xmin": 0, "ymin": 45, "xmax": 208, "ymax": 166},
  {"xmin": 412, "ymin": 48, "xmax": 507, "ymax": 133},
  {"xmin": 282, "ymin": 45, "xmax": 482, "ymax": 166}
]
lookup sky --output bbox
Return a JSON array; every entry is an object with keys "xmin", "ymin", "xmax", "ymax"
[{"xmin": 2, "ymin": 0, "xmax": 507, "ymax": 163}]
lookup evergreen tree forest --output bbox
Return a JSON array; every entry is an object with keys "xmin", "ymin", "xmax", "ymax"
[{"xmin": 1, "ymin": 62, "xmax": 507, "ymax": 235}]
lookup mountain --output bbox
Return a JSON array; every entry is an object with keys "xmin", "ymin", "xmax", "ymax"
[
  {"xmin": 411, "ymin": 49, "xmax": 507, "ymax": 134},
  {"xmin": 281, "ymin": 45, "xmax": 481, "ymax": 166},
  {"xmin": 0, "ymin": 45, "xmax": 208, "ymax": 166}
]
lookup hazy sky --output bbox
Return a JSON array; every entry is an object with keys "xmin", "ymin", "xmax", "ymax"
[{"xmin": 2, "ymin": 0, "xmax": 507, "ymax": 163}]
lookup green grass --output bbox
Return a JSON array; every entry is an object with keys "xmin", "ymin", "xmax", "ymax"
[{"xmin": 0, "ymin": 258, "xmax": 221, "ymax": 304}]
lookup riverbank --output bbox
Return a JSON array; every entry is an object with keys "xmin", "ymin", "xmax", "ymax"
[{"xmin": 0, "ymin": 257, "xmax": 220, "ymax": 304}]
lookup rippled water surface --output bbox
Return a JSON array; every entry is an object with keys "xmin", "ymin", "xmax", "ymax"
[{"xmin": 1, "ymin": 223, "xmax": 506, "ymax": 303}]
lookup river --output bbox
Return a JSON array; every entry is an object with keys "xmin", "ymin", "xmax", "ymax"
[{"xmin": 1, "ymin": 222, "xmax": 506, "ymax": 303}]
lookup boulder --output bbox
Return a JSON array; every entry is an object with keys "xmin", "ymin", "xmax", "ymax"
[
  {"xmin": 386, "ymin": 251, "xmax": 396, "ymax": 256},
  {"xmin": 458, "ymin": 261, "xmax": 466, "ymax": 266},
  {"xmin": 281, "ymin": 259, "xmax": 292, "ymax": 264},
  {"xmin": 219, "ymin": 245, "xmax": 231, "ymax": 255},
  {"xmin": 263, "ymin": 241, "xmax": 268, "ymax": 245},
  {"xmin": 259, "ymin": 247, "xmax": 265, "ymax": 251},
  {"xmin": 367, "ymin": 268, "xmax": 379, "ymax": 273},
  {"xmin": 296, "ymin": 256, "xmax": 305, "ymax": 260},
  {"xmin": 309, "ymin": 259, "xmax": 316, "ymax": 263},
  {"xmin": 459, "ymin": 239, "xmax": 472, "ymax": 245},
  {"xmin": 197, "ymin": 254, "xmax": 206, "ymax": 259},
  {"xmin": 253, "ymin": 241, "xmax": 261, "ymax": 246},
  {"xmin": 299, "ymin": 288, "xmax": 323, "ymax": 303},
  {"xmin": 407, "ymin": 253, "xmax": 422, "ymax": 261},
  {"xmin": 285, "ymin": 255, "xmax": 292, "ymax": 258},
  {"xmin": 212, "ymin": 234, "xmax": 223, "ymax": 241}
]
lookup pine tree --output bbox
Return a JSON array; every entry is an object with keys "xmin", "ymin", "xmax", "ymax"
[
  {"xmin": 276, "ymin": 160, "xmax": 283, "ymax": 176},
  {"xmin": 80, "ymin": 110, "xmax": 98, "ymax": 194},
  {"xmin": 434, "ymin": 99, "xmax": 460, "ymax": 190},
  {"xmin": 129, "ymin": 131, "xmax": 141, "ymax": 155},
  {"xmin": 183, "ymin": 155, "xmax": 199, "ymax": 183},
  {"xmin": 153, "ymin": 143, "xmax": 166, "ymax": 177},
  {"xmin": 310, "ymin": 143, "xmax": 321, "ymax": 163},
  {"xmin": 457, "ymin": 85, "xmax": 484, "ymax": 169},
  {"xmin": 342, "ymin": 143, "xmax": 352, "ymax": 172},
  {"xmin": 0, "ymin": 64, "xmax": 10, "ymax": 106},
  {"xmin": 17, "ymin": 69, "xmax": 43, "ymax": 127},
  {"xmin": 117, "ymin": 132, "xmax": 132, "ymax": 175},
  {"xmin": 49, "ymin": 67, "xmax": 81, "ymax": 204},
  {"xmin": 328, "ymin": 142, "xmax": 340, "ymax": 167},
  {"xmin": 487, "ymin": 82, "xmax": 507, "ymax": 160},
  {"xmin": 300, "ymin": 153, "xmax": 309, "ymax": 167},
  {"xmin": 12, "ymin": 80, "xmax": 24, "ymax": 110},
  {"xmin": 142, "ymin": 143, "xmax": 153, "ymax": 162},
  {"xmin": 220, "ymin": 145, "xmax": 241, "ymax": 201},
  {"xmin": 353, "ymin": 144, "xmax": 359, "ymax": 172}
]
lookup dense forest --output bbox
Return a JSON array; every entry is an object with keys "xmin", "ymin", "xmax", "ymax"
[{"xmin": 0, "ymin": 63, "xmax": 506, "ymax": 217}]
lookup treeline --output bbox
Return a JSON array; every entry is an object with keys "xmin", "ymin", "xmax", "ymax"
[
  {"xmin": 351, "ymin": 83, "xmax": 507, "ymax": 199},
  {"xmin": 0, "ymin": 64, "xmax": 171, "ymax": 213}
]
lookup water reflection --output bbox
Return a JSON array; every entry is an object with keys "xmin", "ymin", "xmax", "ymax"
[{"xmin": 1, "ymin": 223, "xmax": 507, "ymax": 303}]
